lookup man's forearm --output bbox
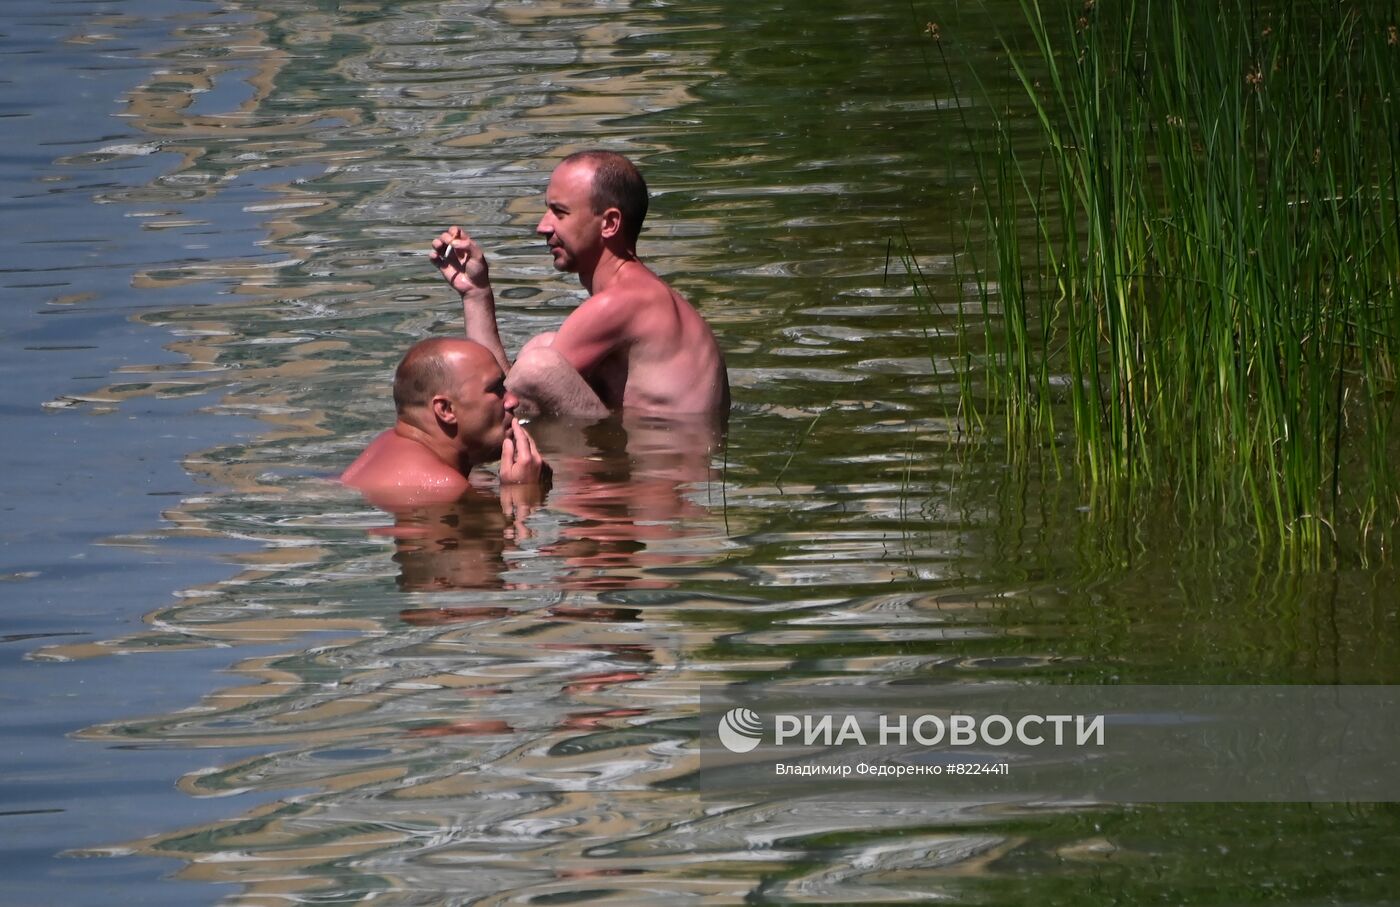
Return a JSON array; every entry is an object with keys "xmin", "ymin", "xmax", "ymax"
[{"xmin": 461, "ymin": 288, "xmax": 511, "ymax": 375}]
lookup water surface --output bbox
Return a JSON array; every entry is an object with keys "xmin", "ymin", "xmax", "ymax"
[{"xmin": 6, "ymin": 0, "xmax": 1400, "ymax": 904}]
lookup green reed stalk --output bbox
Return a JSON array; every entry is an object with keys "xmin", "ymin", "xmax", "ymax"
[{"xmin": 943, "ymin": 0, "xmax": 1400, "ymax": 559}]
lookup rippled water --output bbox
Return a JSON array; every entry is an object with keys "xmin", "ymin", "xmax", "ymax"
[{"xmin": 7, "ymin": 0, "xmax": 1400, "ymax": 903}]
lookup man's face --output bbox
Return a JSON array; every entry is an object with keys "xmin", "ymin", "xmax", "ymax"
[
  {"xmin": 442, "ymin": 349, "xmax": 517, "ymax": 465},
  {"xmin": 536, "ymin": 161, "xmax": 603, "ymax": 273}
]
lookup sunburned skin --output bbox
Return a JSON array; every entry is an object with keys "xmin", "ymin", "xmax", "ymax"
[
  {"xmin": 341, "ymin": 338, "xmax": 549, "ymax": 511},
  {"xmin": 371, "ymin": 410, "xmax": 724, "ymax": 593},
  {"xmin": 340, "ymin": 429, "xmax": 474, "ymax": 508},
  {"xmin": 429, "ymin": 151, "xmax": 729, "ymax": 418},
  {"xmin": 547, "ymin": 259, "xmax": 729, "ymax": 413}
]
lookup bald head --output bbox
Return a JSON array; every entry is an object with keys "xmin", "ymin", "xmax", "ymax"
[
  {"xmin": 393, "ymin": 338, "xmax": 499, "ymax": 420},
  {"xmin": 341, "ymin": 337, "xmax": 525, "ymax": 498}
]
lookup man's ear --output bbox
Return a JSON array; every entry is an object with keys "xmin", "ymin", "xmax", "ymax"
[
  {"xmin": 431, "ymin": 394, "xmax": 456, "ymax": 425},
  {"xmin": 599, "ymin": 206, "xmax": 623, "ymax": 240}
]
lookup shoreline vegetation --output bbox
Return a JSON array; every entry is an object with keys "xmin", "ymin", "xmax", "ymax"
[{"xmin": 917, "ymin": 0, "xmax": 1400, "ymax": 563}]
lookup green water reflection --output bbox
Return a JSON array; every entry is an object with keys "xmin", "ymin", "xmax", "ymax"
[{"xmin": 59, "ymin": 0, "xmax": 1400, "ymax": 902}]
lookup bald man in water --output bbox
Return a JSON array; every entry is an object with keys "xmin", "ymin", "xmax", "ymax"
[
  {"xmin": 430, "ymin": 150, "xmax": 729, "ymax": 418},
  {"xmin": 341, "ymin": 337, "xmax": 549, "ymax": 507}
]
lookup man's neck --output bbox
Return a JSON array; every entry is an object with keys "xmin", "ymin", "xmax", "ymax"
[
  {"xmin": 580, "ymin": 246, "xmax": 638, "ymax": 295},
  {"xmin": 393, "ymin": 419, "xmax": 470, "ymax": 476}
]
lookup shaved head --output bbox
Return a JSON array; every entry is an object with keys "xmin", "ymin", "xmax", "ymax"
[{"xmin": 393, "ymin": 338, "xmax": 497, "ymax": 420}]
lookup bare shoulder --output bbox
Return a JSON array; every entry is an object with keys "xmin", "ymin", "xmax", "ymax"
[
  {"xmin": 342, "ymin": 430, "xmax": 470, "ymax": 507},
  {"xmin": 580, "ymin": 271, "xmax": 668, "ymax": 313},
  {"xmin": 622, "ymin": 265, "xmax": 685, "ymax": 305},
  {"xmin": 340, "ymin": 430, "xmax": 396, "ymax": 483},
  {"xmin": 560, "ymin": 282, "xmax": 655, "ymax": 342},
  {"xmin": 580, "ymin": 269, "xmax": 692, "ymax": 327}
]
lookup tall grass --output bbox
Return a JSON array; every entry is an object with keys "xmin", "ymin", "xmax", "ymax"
[{"xmin": 930, "ymin": 0, "xmax": 1400, "ymax": 561}]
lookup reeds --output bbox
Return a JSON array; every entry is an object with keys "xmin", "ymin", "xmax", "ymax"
[{"xmin": 933, "ymin": 0, "xmax": 1400, "ymax": 560}]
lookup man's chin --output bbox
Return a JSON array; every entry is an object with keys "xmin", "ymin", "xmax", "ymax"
[{"xmin": 467, "ymin": 438, "xmax": 504, "ymax": 467}]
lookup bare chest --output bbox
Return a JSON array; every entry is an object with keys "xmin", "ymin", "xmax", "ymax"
[{"xmin": 591, "ymin": 349, "xmax": 630, "ymax": 405}]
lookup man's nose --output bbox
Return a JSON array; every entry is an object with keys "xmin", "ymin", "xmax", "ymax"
[
  {"xmin": 504, "ymin": 390, "xmax": 520, "ymax": 412},
  {"xmin": 535, "ymin": 215, "xmax": 551, "ymax": 236}
]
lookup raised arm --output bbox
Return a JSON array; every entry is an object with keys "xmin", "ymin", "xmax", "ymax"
[
  {"xmin": 550, "ymin": 290, "xmax": 634, "ymax": 378},
  {"xmin": 429, "ymin": 226, "xmax": 510, "ymax": 375}
]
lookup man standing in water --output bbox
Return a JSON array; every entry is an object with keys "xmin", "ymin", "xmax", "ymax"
[
  {"xmin": 341, "ymin": 337, "xmax": 549, "ymax": 508},
  {"xmin": 429, "ymin": 151, "xmax": 729, "ymax": 417}
]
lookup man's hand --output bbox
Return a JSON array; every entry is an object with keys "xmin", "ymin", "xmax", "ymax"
[
  {"xmin": 430, "ymin": 225, "xmax": 491, "ymax": 295},
  {"xmin": 433, "ymin": 226, "xmax": 511, "ymax": 375},
  {"xmin": 499, "ymin": 479, "xmax": 544, "ymax": 541},
  {"xmin": 499, "ymin": 418, "xmax": 551, "ymax": 486}
]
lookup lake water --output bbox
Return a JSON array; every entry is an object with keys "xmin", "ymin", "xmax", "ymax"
[{"xmin": 5, "ymin": 0, "xmax": 1400, "ymax": 904}]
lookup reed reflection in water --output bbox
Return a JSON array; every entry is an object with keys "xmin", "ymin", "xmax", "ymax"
[{"xmin": 32, "ymin": 0, "xmax": 1400, "ymax": 903}]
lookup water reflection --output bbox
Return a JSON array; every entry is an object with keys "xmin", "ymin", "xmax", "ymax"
[
  {"xmin": 31, "ymin": 0, "xmax": 1400, "ymax": 902},
  {"xmin": 382, "ymin": 491, "xmax": 529, "ymax": 593},
  {"xmin": 527, "ymin": 413, "xmax": 727, "ymax": 591},
  {"xmin": 372, "ymin": 412, "xmax": 726, "ymax": 595},
  {"xmin": 63, "ymin": 408, "xmax": 736, "ymax": 900}
]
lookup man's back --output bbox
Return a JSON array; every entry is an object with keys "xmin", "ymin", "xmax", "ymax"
[{"xmin": 554, "ymin": 263, "xmax": 728, "ymax": 414}]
